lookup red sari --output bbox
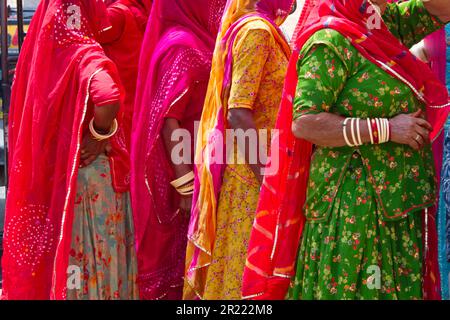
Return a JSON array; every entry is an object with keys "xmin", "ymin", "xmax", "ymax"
[
  {"xmin": 1, "ymin": 0, "xmax": 126, "ymax": 300},
  {"xmin": 99, "ymin": 0, "xmax": 151, "ymax": 148}
]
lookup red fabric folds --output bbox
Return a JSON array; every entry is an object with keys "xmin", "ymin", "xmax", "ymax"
[{"xmin": 1, "ymin": 0, "xmax": 124, "ymax": 299}]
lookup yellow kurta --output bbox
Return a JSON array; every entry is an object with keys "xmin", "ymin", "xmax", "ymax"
[{"xmin": 203, "ymin": 21, "xmax": 288, "ymax": 300}]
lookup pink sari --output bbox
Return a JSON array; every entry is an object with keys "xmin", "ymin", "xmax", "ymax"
[
  {"xmin": 423, "ymin": 29, "xmax": 447, "ymax": 300},
  {"xmin": 130, "ymin": 0, "xmax": 227, "ymax": 300},
  {"xmin": 242, "ymin": 0, "xmax": 450, "ymax": 300},
  {"xmin": 1, "ymin": 0, "xmax": 125, "ymax": 299}
]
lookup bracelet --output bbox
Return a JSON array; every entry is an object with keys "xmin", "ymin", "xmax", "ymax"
[
  {"xmin": 371, "ymin": 119, "xmax": 379, "ymax": 144},
  {"xmin": 350, "ymin": 118, "xmax": 358, "ymax": 147},
  {"xmin": 89, "ymin": 118, "xmax": 118, "ymax": 141},
  {"xmin": 343, "ymin": 118, "xmax": 355, "ymax": 147},
  {"xmin": 356, "ymin": 118, "xmax": 363, "ymax": 146},
  {"xmin": 170, "ymin": 171, "xmax": 195, "ymax": 189},
  {"xmin": 177, "ymin": 182, "xmax": 194, "ymax": 194},
  {"xmin": 367, "ymin": 118, "xmax": 374, "ymax": 145},
  {"xmin": 367, "ymin": 118, "xmax": 391, "ymax": 145}
]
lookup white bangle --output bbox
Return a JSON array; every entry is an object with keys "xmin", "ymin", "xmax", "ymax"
[
  {"xmin": 375, "ymin": 118, "xmax": 381, "ymax": 144},
  {"xmin": 343, "ymin": 118, "xmax": 354, "ymax": 147},
  {"xmin": 367, "ymin": 118, "xmax": 374, "ymax": 144},
  {"xmin": 350, "ymin": 118, "xmax": 358, "ymax": 147},
  {"xmin": 386, "ymin": 119, "xmax": 390, "ymax": 142},
  {"xmin": 89, "ymin": 118, "xmax": 118, "ymax": 141},
  {"xmin": 356, "ymin": 118, "xmax": 363, "ymax": 146}
]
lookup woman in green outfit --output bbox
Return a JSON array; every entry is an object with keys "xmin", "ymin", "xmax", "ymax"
[
  {"xmin": 288, "ymin": 0, "xmax": 450, "ymax": 300},
  {"xmin": 241, "ymin": 0, "xmax": 450, "ymax": 301}
]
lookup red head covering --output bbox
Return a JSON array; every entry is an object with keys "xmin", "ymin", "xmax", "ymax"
[
  {"xmin": 242, "ymin": 0, "xmax": 450, "ymax": 300},
  {"xmin": 2, "ymin": 0, "xmax": 123, "ymax": 299},
  {"xmin": 130, "ymin": 0, "xmax": 227, "ymax": 299},
  {"xmin": 100, "ymin": 0, "xmax": 152, "ymax": 148}
]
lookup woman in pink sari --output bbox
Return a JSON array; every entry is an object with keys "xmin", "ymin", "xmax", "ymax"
[
  {"xmin": 130, "ymin": 0, "xmax": 227, "ymax": 300},
  {"xmin": 2, "ymin": 0, "xmax": 137, "ymax": 300}
]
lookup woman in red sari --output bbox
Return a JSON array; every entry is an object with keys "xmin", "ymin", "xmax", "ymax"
[
  {"xmin": 1, "ymin": 0, "xmax": 137, "ymax": 300},
  {"xmin": 98, "ymin": 0, "xmax": 152, "ymax": 147},
  {"xmin": 130, "ymin": 0, "xmax": 227, "ymax": 300}
]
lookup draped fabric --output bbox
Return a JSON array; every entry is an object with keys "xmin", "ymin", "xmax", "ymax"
[
  {"xmin": 184, "ymin": 0, "xmax": 294, "ymax": 300},
  {"xmin": 1, "ymin": 0, "xmax": 124, "ymax": 299},
  {"xmin": 100, "ymin": 0, "xmax": 151, "ymax": 148},
  {"xmin": 436, "ymin": 24, "xmax": 450, "ymax": 300},
  {"xmin": 130, "ymin": 0, "xmax": 227, "ymax": 299},
  {"xmin": 242, "ymin": 0, "xmax": 450, "ymax": 300},
  {"xmin": 423, "ymin": 29, "xmax": 447, "ymax": 300}
]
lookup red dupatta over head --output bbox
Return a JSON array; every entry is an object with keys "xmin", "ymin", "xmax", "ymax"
[
  {"xmin": 130, "ymin": 0, "xmax": 227, "ymax": 299},
  {"xmin": 242, "ymin": 0, "xmax": 450, "ymax": 300},
  {"xmin": 2, "ymin": 0, "xmax": 124, "ymax": 300},
  {"xmin": 100, "ymin": 0, "xmax": 151, "ymax": 148}
]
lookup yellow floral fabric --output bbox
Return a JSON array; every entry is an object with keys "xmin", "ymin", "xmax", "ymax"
[{"xmin": 203, "ymin": 22, "xmax": 288, "ymax": 300}]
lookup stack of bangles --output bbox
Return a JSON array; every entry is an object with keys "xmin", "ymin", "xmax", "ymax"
[
  {"xmin": 170, "ymin": 171, "xmax": 195, "ymax": 196},
  {"xmin": 343, "ymin": 117, "xmax": 390, "ymax": 147}
]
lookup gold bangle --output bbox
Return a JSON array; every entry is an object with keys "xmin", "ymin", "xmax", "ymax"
[
  {"xmin": 170, "ymin": 171, "xmax": 195, "ymax": 189},
  {"xmin": 178, "ymin": 190, "xmax": 194, "ymax": 196},
  {"xmin": 89, "ymin": 118, "xmax": 118, "ymax": 141},
  {"xmin": 177, "ymin": 184, "xmax": 194, "ymax": 194}
]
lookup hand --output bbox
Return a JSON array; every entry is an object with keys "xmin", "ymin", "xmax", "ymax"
[
  {"xmin": 389, "ymin": 110, "xmax": 432, "ymax": 150},
  {"xmin": 179, "ymin": 195, "xmax": 193, "ymax": 216},
  {"xmin": 80, "ymin": 134, "xmax": 110, "ymax": 167}
]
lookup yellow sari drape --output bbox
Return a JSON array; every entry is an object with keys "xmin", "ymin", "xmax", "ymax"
[{"xmin": 184, "ymin": 0, "xmax": 293, "ymax": 300}]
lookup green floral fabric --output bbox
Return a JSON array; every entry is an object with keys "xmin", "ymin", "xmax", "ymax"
[
  {"xmin": 290, "ymin": 0, "xmax": 444, "ymax": 300},
  {"xmin": 293, "ymin": 0, "xmax": 443, "ymax": 222}
]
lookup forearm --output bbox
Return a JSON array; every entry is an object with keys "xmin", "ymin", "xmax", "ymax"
[
  {"xmin": 292, "ymin": 113, "xmax": 372, "ymax": 148},
  {"xmin": 227, "ymin": 108, "xmax": 265, "ymax": 183},
  {"xmin": 423, "ymin": 0, "xmax": 450, "ymax": 23},
  {"xmin": 162, "ymin": 118, "xmax": 193, "ymax": 178},
  {"xmin": 93, "ymin": 103, "xmax": 120, "ymax": 133}
]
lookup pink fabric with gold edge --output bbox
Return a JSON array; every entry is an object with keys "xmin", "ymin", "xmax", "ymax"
[
  {"xmin": 423, "ymin": 29, "xmax": 447, "ymax": 300},
  {"xmin": 242, "ymin": 0, "xmax": 450, "ymax": 300},
  {"xmin": 130, "ymin": 0, "xmax": 227, "ymax": 300},
  {"xmin": 1, "ymin": 0, "xmax": 124, "ymax": 300}
]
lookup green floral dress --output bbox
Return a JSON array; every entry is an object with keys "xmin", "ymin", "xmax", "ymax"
[{"xmin": 289, "ymin": 0, "xmax": 444, "ymax": 300}]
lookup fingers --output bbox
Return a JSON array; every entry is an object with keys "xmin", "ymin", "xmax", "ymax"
[
  {"xmin": 81, "ymin": 155, "xmax": 97, "ymax": 168},
  {"xmin": 415, "ymin": 118, "xmax": 433, "ymax": 131},
  {"xmin": 411, "ymin": 109, "xmax": 422, "ymax": 118},
  {"xmin": 80, "ymin": 150, "xmax": 91, "ymax": 160},
  {"xmin": 409, "ymin": 138, "xmax": 421, "ymax": 151},
  {"xmin": 105, "ymin": 143, "xmax": 113, "ymax": 156},
  {"xmin": 414, "ymin": 124, "xmax": 430, "ymax": 144}
]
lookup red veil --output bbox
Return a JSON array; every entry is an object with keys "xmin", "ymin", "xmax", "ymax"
[
  {"xmin": 100, "ymin": 0, "xmax": 152, "ymax": 148},
  {"xmin": 1, "ymin": 0, "xmax": 124, "ymax": 299},
  {"xmin": 242, "ymin": 0, "xmax": 450, "ymax": 300}
]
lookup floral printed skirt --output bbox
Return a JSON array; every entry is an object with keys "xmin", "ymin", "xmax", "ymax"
[
  {"xmin": 289, "ymin": 154, "xmax": 423, "ymax": 300},
  {"xmin": 67, "ymin": 155, "xmax": 139, "ymax": 300},
  {"xmin": 203, "ymin": 165, "xmax": 260, "ymax": 300}
]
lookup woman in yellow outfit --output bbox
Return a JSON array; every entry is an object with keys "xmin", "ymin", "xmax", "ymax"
[{"xmin": 184, "ymin": 0, "xmax": 295, "ymax": 300}]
